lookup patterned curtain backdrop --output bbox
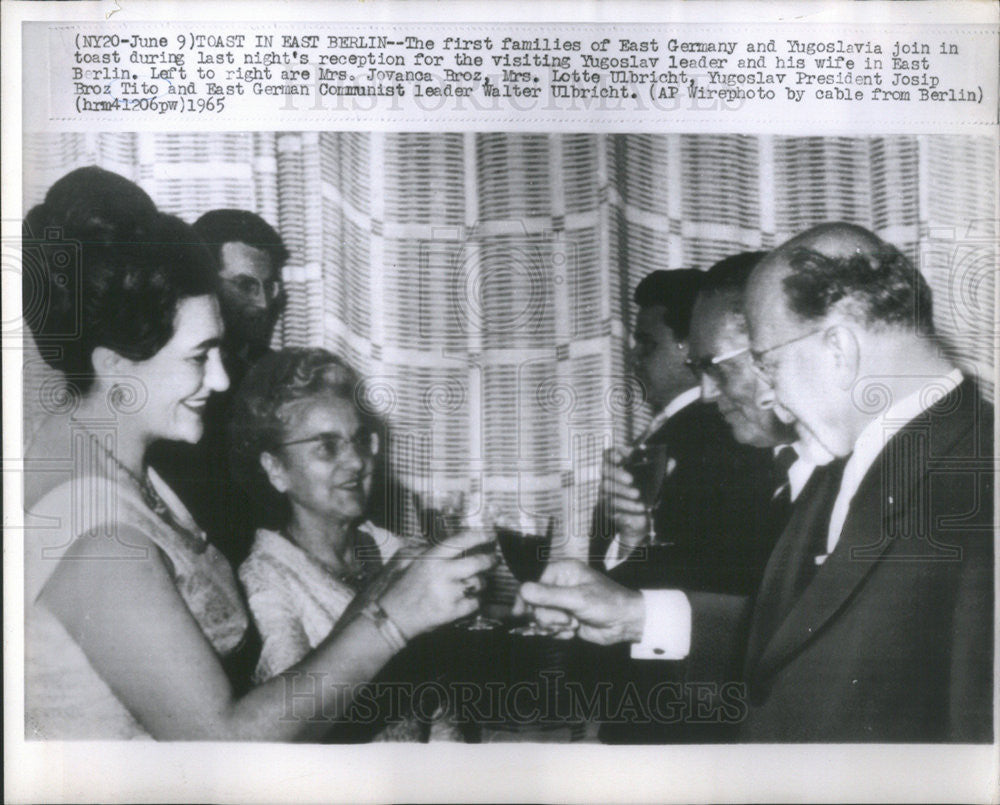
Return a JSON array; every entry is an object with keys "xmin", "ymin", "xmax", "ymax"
[{"xmin": 22, "ymin": 132, "xmax": 997, "ymax": 571}]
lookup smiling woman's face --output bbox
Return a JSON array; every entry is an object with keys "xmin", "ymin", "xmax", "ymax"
[
  {"xmin": 264, "ymin": 394, "xmax": 375, "ymax": 523},
  {"xmin": 119, "ymin": 295, "xmax": 229, "ymax": 445}
]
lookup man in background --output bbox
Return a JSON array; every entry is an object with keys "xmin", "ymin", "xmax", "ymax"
[
  {"xmin": 682, "ymin": 252, "xmax": 812, "ymax": 595},
  {"xmin": 591, "ymin": 268, "xmax": 769, "ymax": 587},
  {"xmin": 193, "ymin": 210, "xmax": 289, "ymax": 387},
  {"xmin": 585, "ymin": 258, "xmax": 789, "ymax": 742}
]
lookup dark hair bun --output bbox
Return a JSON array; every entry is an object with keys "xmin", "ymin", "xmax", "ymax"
[
  {"xmin": 24, "ymin": 176, "xmax": 218, "ymax": 392},
  {"xmin": 23, "ymin": 167, "xmax": 159, "ymax": 347}
]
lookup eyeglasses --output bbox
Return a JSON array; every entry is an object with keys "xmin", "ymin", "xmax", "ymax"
[
  {"xmin": 277, "ymin": 430, "xmax": 378, "ymax": 461},
  {"xmin": 684, "ymin": 345, "xmax": 749, "ymax": 381},
  {"xmin": 222, "ymin": 274, "xmax": 283, "ymax": 301},
  {"xmin": 749, "ymin": 328, "xmax": 825, "ymax": 383}
]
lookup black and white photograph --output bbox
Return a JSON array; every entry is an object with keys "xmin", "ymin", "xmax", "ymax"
[{"xmin": 4, "ymin": 3, "xmax": 998, "ymax": 803}]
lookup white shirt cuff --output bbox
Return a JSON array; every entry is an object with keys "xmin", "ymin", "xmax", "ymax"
[{"xmin": 630, "ymin": 589, "xmax": 691, "ymax": 660}]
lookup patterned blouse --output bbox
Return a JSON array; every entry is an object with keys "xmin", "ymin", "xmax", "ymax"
[
  {"xmin": 238, "ymin": 526, "xmax": 459, "ymax": 741},
  {"xmin": 239, "ymin": 524, "xmax": 404, "ymax": 683}
]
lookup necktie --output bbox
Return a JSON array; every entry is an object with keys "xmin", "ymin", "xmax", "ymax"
[
  {"xmin": 762, "ymin": 445, "xmax": 798, "ymax": 548},
  {"xmin": 746, "ymin": 455, "xmax": 850, "ymax": 667},
  {"xmin": 788, "ymin": 456, "xmax": 848, "ymax": 603},
  {"xmin": 771, "ymin": 444, "xmax": 799, "ymax": 504}
]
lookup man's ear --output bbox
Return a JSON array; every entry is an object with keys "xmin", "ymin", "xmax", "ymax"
[
  {"xmin": 824, "ymin": 325, "xmax": 860, "ymax": 389},
  {"xmin": 260, "ymin": 451, "xmax": 289, "ymax": 494}
]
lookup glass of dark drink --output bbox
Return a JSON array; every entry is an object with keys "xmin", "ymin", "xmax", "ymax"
[
  {"xmin": 496, "ymin": 516, "xmax": 555, "ymax": 636},
  {"xmin": 622, "ymin": 442, "xmax": 660, "ymax": 544}
]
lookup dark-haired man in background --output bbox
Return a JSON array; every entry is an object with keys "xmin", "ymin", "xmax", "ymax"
[
  {"xmin": 584, "ymin": 264, "xmax": 782, "ymax": 742},
  {"xmin": 591, "ymin": 268, "xmax": 770, "ymax": 584},
  {"xmin": 684, "ymin": 252, "xmax": 813, "ymax": 595},
  {"xmin": 192, "ymin": 209, "xmax": 289, "ymax": 385}
]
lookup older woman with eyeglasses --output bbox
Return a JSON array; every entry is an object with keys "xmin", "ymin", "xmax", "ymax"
[{"xmin": 229, "ymin": 349, "xmax": 473, "ymax": 739}]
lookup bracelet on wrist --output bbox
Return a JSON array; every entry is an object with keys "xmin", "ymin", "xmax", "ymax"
[{"xmin": 360, "ymin": 599, "xmax": 408, "ymax": 653}]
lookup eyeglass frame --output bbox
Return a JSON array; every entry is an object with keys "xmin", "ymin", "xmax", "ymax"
[
  {"xmin": 221, "ymin": 273, "xmax": 284, "ymax": 302},
  {"xmin": 684, "ymin": 345, "xmax": 750, "ymax": 382},
  {"xmin": 749, "ymin": 327, "xmax": 826, "ymax": 383},
  {"xmin": 276, "ymin": 429, "xmax": 379, "ymax": 461}
]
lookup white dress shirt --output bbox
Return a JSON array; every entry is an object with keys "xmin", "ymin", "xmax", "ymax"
[
  {"xmin": 630, "ymin": 442, "xmax": 812, "ymax": 660},
  {"xmin": 631, "ymin": 369, "xmax": 964, "ymax": 660},
  {"xmin": 819, "ymin": 368, "xmax": 963, "ymax": 562}
]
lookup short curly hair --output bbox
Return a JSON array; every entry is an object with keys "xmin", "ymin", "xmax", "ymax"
[
  {"xmin": 228, "ymin": 347, "xmax": 374, "ymax": 528},
  {"xmin": 25, "ymin": 197, "xmax": 218, "ymax": 392},
  {"xmin": 782, "ymin": 244, "xmax": 935, "ymax": 335}
]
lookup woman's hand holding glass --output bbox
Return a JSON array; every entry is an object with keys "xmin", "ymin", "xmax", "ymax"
[{"xmin": 377, "ymin": 528, "xmax": 497, "ymax": 640}]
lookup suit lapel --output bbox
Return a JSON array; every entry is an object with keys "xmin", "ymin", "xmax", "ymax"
[
  {"xmin": 647, "ymin": 403, "xmax": 697, "ymax": 505},
  {"xmin": 742, "ymin": 467, "xmax": 829, "ymax": 673},
  {"xmin": 747, "ymin": 381, "xmax": 976, "ymax": 685},
  {"xmin": 748, "ymin": 481, "xmax": 889, "ymax": 684}
]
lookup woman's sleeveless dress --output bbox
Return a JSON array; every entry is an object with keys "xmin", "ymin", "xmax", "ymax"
[{"xmin": 24, "ymin": 468, "xmax": 248, "ymax": 739}]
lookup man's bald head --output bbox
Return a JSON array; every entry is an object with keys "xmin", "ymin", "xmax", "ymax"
[
  {"xmin": 744, "ymin": 222, "xmax": 940, "ymax": 461},
  {"xmin": 750, "ymin": 222, "xmax": 934, "ymax": 337}
]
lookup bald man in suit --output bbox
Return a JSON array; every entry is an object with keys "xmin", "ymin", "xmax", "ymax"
[{"xmin": 524, "ymin": 224, "xmax": 992, "ymax": 742}]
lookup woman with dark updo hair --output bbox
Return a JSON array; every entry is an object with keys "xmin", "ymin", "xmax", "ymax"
[{"xmin": 23, "ymin": 170, "xmax": 494, "ymax": 740}]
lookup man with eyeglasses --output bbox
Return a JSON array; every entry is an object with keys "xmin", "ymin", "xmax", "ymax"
[
  {"xmin": 523, "ymin": 223, "xmax": 992, "ymax": 742},
  {"xmin": 592, "ymin": 269, "xmax": 766, "ymax": 576},
  {"xmin": 192, "ymin": 209, "xmax": 289, "ymax": 379},
  {"xmin": 684, "ymin": 252, "xmax": 815, "ymax": 591},
  {"xmin": 582, "ymin": 262, "xmax": 780, "ymax": 743},
  {"xmin": 735, "ymin": 221, "xmax": 992, "ymax": 741}
]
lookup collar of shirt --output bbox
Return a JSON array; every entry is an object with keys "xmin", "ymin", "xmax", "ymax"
[
  {"xmin": 772, "ymin": 441, "xmax": 815, "ymax": 502},
  {"xmin": 252, "ymin": 522, "xmax": 402, "ymax": 581},
  {"xmin": 640, "ymin": 386, "xmax": 701, "ymax": 442},
  {"xmin": 823, "ymin": 368, "xmax": 964, "ymax": 557}
]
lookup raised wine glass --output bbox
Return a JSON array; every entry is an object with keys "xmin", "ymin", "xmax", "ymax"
[
  {"xmin": 621, "ymin": 441, "xmax": 663, "ymax": 546},
  {"xmin": 412, "ymin": 489, "xmax": 499, "ymax": 632},
  {"xmin": 495, "ymin": 514, "xmax": 555, "ymax": 636}
]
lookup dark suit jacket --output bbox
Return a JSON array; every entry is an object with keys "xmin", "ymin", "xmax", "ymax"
[
  {"xmin": 582, "ymin": 400, "xmax": 786, "ymax": 742},
  {"xmin": 694, "ymin": 379, "xmax": 993, "ymax": 742},
  {"xmin": 590, "ymin": 399, "xmax": 779, "ymax": 593}
]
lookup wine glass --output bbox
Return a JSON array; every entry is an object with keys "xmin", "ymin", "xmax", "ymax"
[
  {"xmin": 495, "ymin": 514, "xmax": 555, "ymax": 636},
  {"xmin": 412, "ymin": 489, "xmax": 499, "ymax": 632},
  {"xmin": 622, "ymin": 442, "xmax": 663, "ymax": 546}
]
